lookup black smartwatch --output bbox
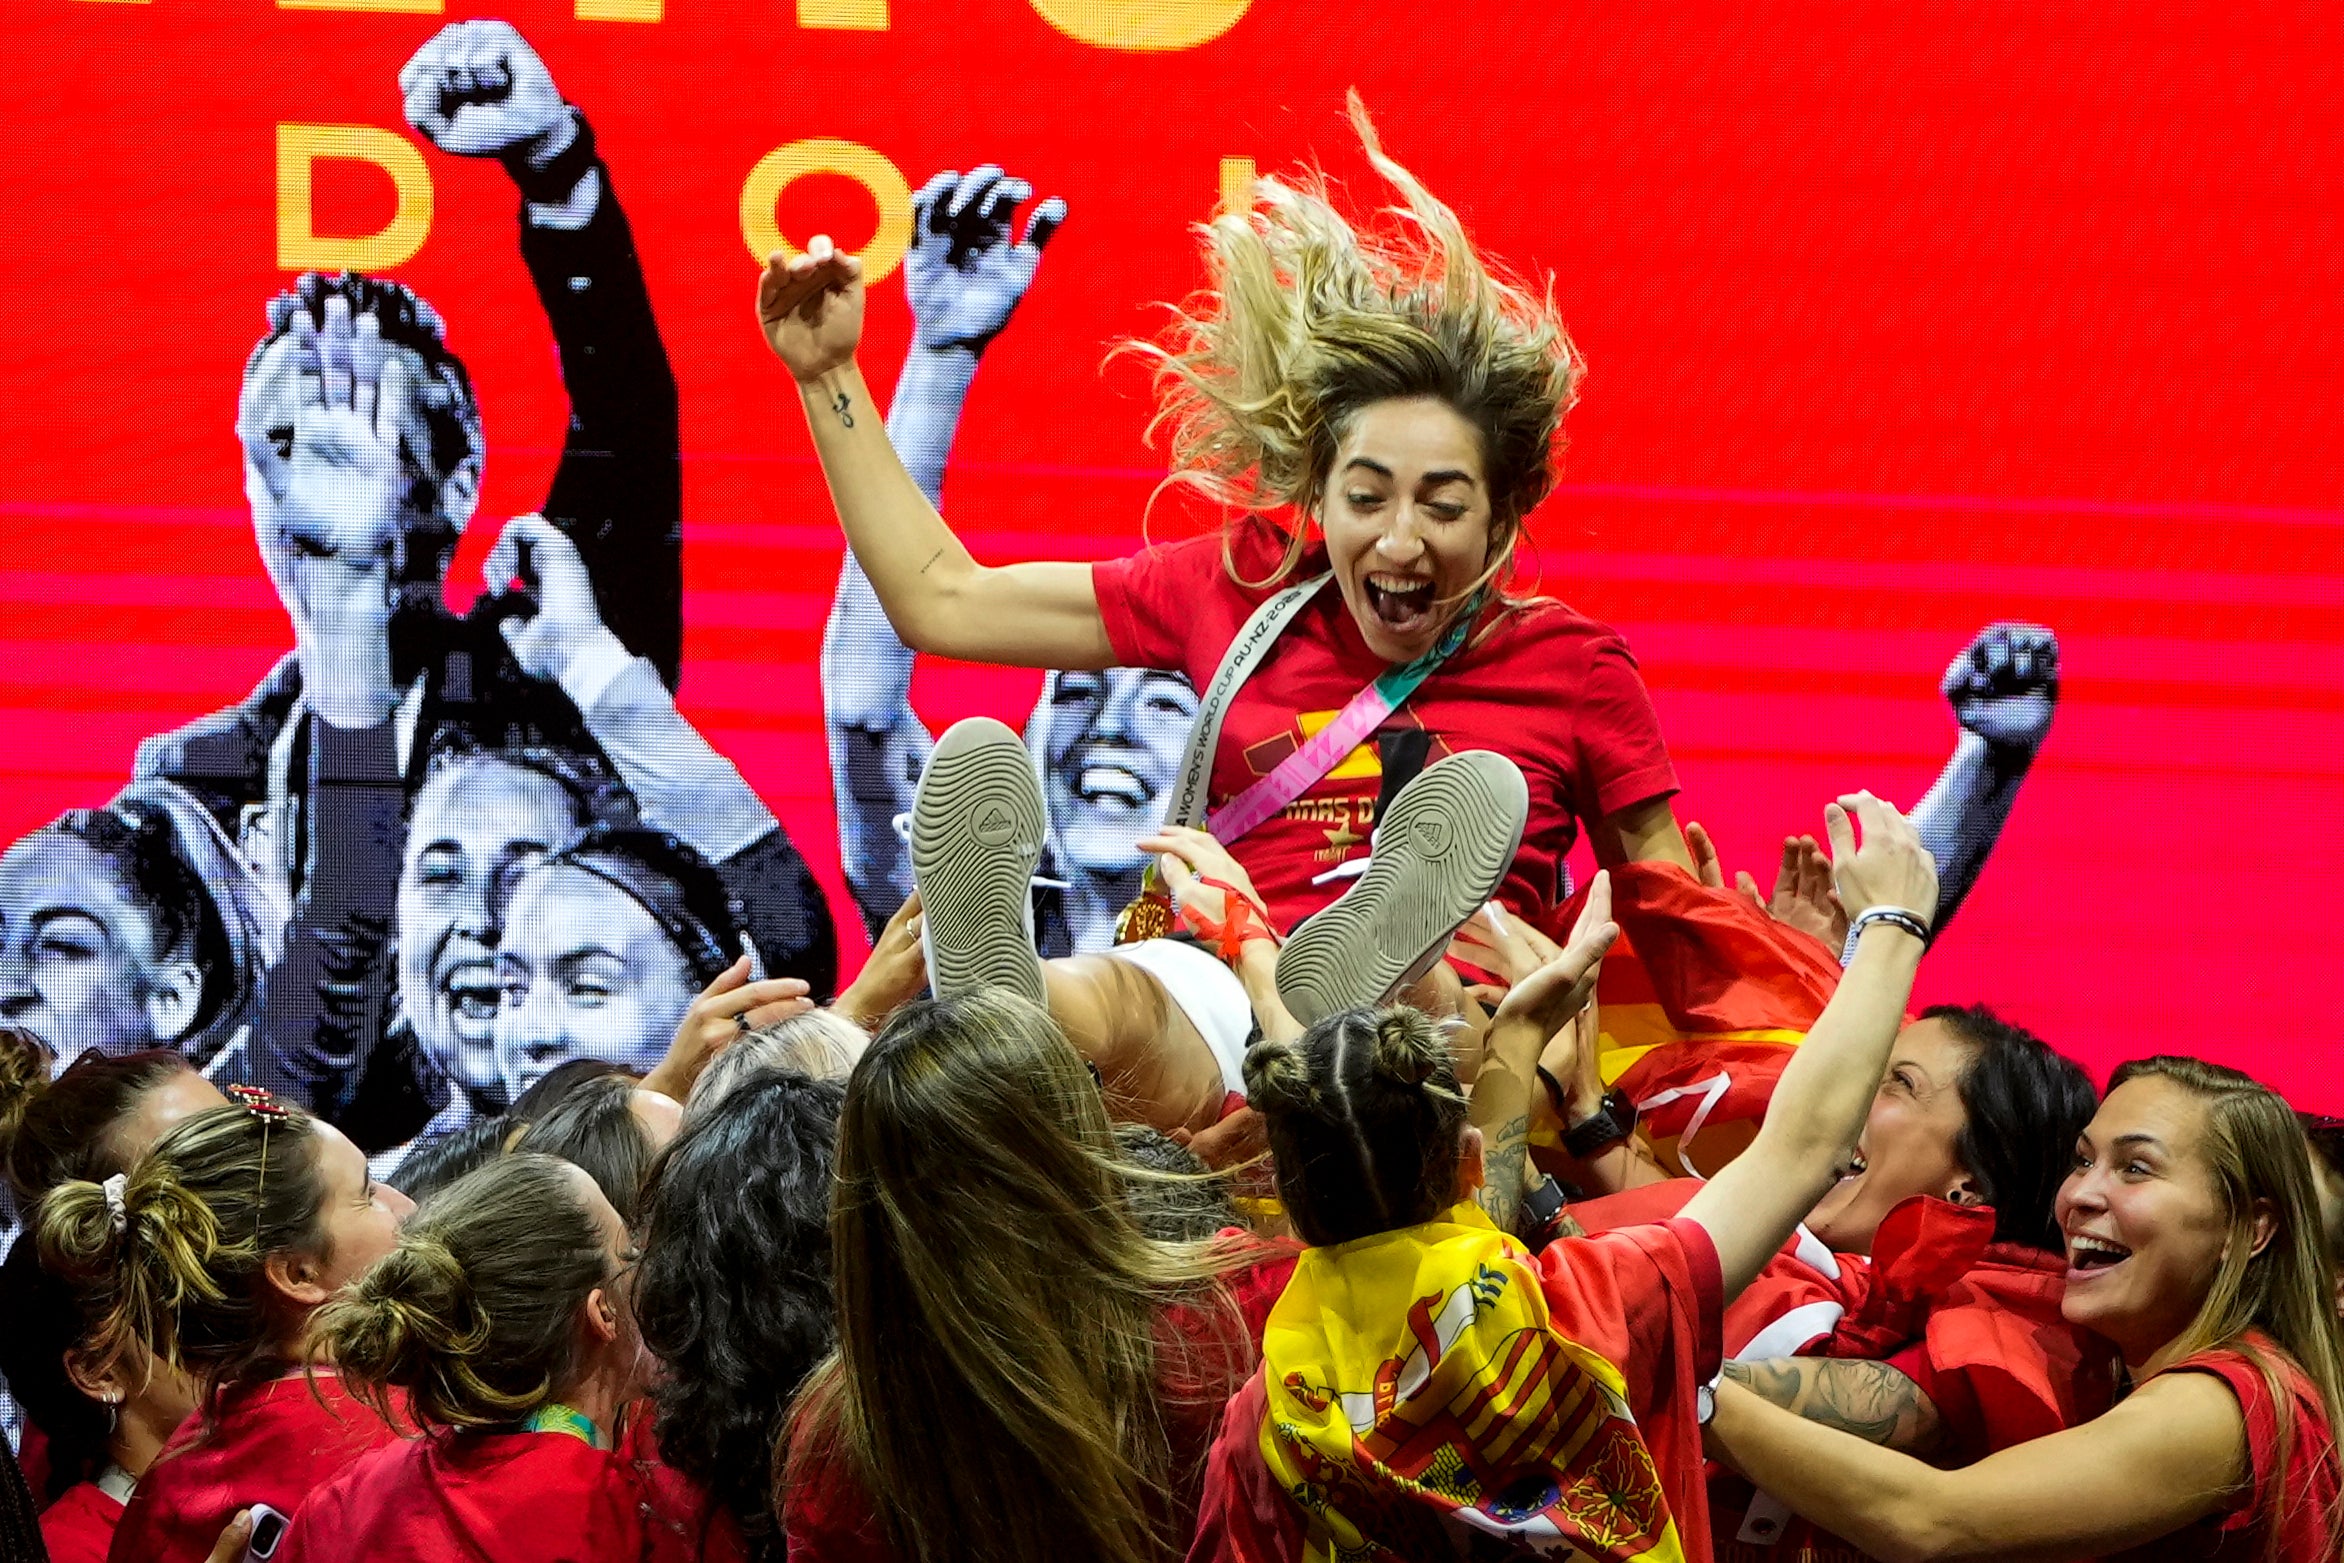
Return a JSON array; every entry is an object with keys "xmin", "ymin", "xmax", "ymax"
[{"xmin": 1562, "ymin": 1088, "xmax": 1640, "ymax": 1160}]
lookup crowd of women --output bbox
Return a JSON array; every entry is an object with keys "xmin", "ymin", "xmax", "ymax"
[{"xmin": 3, "ymin": 96, "xmax": 2340, "ymax": 1563}]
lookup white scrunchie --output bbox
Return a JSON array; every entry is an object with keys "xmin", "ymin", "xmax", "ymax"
[{"xmin": 101, "ymin": 1171, "xmax": 129, "ymax": 1235}]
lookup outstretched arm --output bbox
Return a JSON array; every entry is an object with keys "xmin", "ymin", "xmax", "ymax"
[
  {"xmin": 1907, "ymin": 624, "xmax": 2058, "ymax": 934},
  {"xmin": 1706, "ymin": 1367, "xmax": 2247, "ymax": 1563},
  {"xmin": 403, "ymin": 20, "xmax": 684, "ymax": 686},
  {"xmin": 758, "ymin": 193, "xmax": 1114, "ymax": 671},
  {"xmin": 824, "ymin": 168, "xmax": 1062, "ymax": 933},
  {"xmin": 1681, "ymin": 794, "xmax": 1938, "ymax": 1297},
  {"xmin": 1721, "ymin": 1357, "xmax": 1951, "ymax": 1460}
]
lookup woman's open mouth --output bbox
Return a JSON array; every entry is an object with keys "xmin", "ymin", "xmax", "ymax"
[
  {"xmin": 1363, "ymin": 572, "xmax": 1438, "ymax": 634},
  {"xmin": 2065, "ymin": 1232, "xmax": 2133, "ymax": 1282}
]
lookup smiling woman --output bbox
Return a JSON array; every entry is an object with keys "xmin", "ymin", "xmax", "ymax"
[
  {"xmin": 1707, "ymin": 1055, "xmax": 2344, "ymax": 1563},
  {"xmin": 760, "ymin": 95, "xmax": 1691, "ymax": 1014}
]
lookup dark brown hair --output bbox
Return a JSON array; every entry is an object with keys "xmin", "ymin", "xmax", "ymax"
[
  {"xmin": 1, "ymin": 1032, "xmax": 195, "ymax": 1200},
  {"xmin": 1244, "ymin": 1005, "xmax": 1467, "ymax": 1248}
]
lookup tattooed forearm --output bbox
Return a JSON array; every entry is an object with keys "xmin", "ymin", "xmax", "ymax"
[
  {"xmin": 831, "ymin": 390, "xmax": 855, "ymax": 428},
  {"xmin": 1722, "ymin": 1358, "xmax": 1951, "ymax": 1459},
  {"xmin": 1475, "ymin": 1113, "xmax": 1531, "ymax": 1233}
]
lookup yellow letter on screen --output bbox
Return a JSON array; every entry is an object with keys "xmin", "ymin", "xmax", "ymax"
[
  {"xmin": 277, "ymin": 125, "xmax": 435, "ymax": 272},
  {"xmin": 798, "ymin": 0, "xmax": 888, "ymax": 27},
  {"xmin": 740, "ymin": 139, "xmax": 913, "ymax": 285},
  {"xmin": 576, "ymin": 0, "xmax": 662, "ymax": 19},
  {"xmin": 1029, "ymin": 0, "xmax": 1251, "ymax": 50},
  {"xmin": 278, "ymin": 0, "xmax": 443, "ymax": 13},
  {"xmin": 1218, "ymin": 156, "xmax": 1256, "ymax": 217}
]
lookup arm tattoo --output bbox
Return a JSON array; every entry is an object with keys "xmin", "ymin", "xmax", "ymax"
[
  {"xmin": 831, "ymin": 390, "xmax": 855, "ymax": 428},
  {"xmin": 1721, "ymin": 1358, "xmax": 1951, "ymax": 1460},
  {"xmin": 1475, "ymin": 1113, "xmax": 1531, "ymax": 1233},
  {"xmin": 918, "ymin": 546, "xmax": 945, "ymax": 576}
]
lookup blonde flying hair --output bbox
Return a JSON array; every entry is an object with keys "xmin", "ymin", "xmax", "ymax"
[
  {"xmin": 2112, "ymin": 1056, "xmax": 2344, "ymax": 1557},
  {"xmin": 1128, "ymin": 91, "xmax": 1584, "ymax": 613},
  {"xmin": 782, "ymin": 990, "xmax": 1251, "ymax": 1563},
  {"xmin": 317, "ymin": 1154, "xmax": 610, "ymax": 1434}
]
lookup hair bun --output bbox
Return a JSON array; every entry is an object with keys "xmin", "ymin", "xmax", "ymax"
[
  {"xmin": 1242, "ymin": 1040, "xmax": 1315, "ymax": 1116},
  {"xmin": 1368, "ymin": 1008, "xmax": 1444, "ymax": 1088},
  {"xmin": 0, "ymin": 1026, "xmax": 50, "ymax": 1168},
  {"xmin": 320, "ymin": 1237, "xmax": 485, "ymax": 1391}
]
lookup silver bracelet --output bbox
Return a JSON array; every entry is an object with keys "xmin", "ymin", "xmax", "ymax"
[{"xmin": 1848, "ymin": 906, "xmax": 1931, "ymax": 947}]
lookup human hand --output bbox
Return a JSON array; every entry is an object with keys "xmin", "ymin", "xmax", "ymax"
[
  {"xmin": 1172, "ymin": 1104, "xmax": 1268, "ymax": 1171},
  {"xmin": 482, "ymin": 514, "xmax": 614, "ymax": 687},
  {"xmin": 1139, "ymin": 826, "xmax": 1276, "ymax": 948},
  {"xmin": 400, "ymin": 20, "xmax": 569, "ymax": 161},
  {"xmin": 204, "ymin": 1510, "xmax": 257, "ymax": 1563},
  {"xmin": 1943, "ymin": 622, "xmax": 2059, "ymax": 753},
  {"xmin": 759, "ymin": 237, "xmax": 865, "ymax": 383},
  {"xmin": 1688, "ymin": 821, "xmax": 1846, "ymax": 948},
  {"xmin": 903, "ymin": 166, "xmax": 1066, "ymax": 353},
  {"xmin": 641, "ymin": 956, "xmax": 814, "ymax": 1101},
  {"xmin": 1447, "ymin": 899, "xmax": 1561, "ymax": 989},
  {"xmin": 1536, "ymin": 991, "xmax": 1603, "ymax": 1126},
  {"xmin": 276, "ymin": 295, "xmax": 408, "ymax": 725},
  {"xmin": 1490, "ymin": 871, "xmax": 1617, "ymax": 1041},
  {"xmin": 1822, "ymin": 793, "xmax": 1939, "ymax": 929},
  {"xmin": 834, "ymin": 890, "xmax": 927, "ymax": 1029}
]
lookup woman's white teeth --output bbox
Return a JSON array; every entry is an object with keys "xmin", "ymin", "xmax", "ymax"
[
  {"xmin": 2069, "ymin": 1234, "xmax": 2132, "ymax": 1269},
  {"xmin": 1365, "ymin": 574, "xmax": 1435, "ymax": 623},
  {"xmin": 1840, "ymin": 1148, "xmax": 1868, "ymax": 1178}
]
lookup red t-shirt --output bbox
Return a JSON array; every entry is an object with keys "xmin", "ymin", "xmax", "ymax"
[
  {"xmin": 38, "ymin": 1479, "xmax": 123, "ymax": 1563},
  {"xmin": 107, "ymin": 1374, "xmax": 399, "ymax": 1563},
  {"xmin": 2108, "ymin": 1336, "xmax": 2342, "ymax": 1563},
  {"xmin": 1186, "ymin": 1216, "xmax": 1725, "ymax": 1563},
  {"xmin": 1093, "ymin": 527, "xmax": 1677, "ymax": 933},
  {"xmin": 281, "ymin": 1417, "xmax": 743, "ymax": 1563}
]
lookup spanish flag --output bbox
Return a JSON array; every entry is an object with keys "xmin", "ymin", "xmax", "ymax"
[
  {"xmin": 1546, "ymin": 862, "xmax": 1844, "ymax": 1176},
  {"xmin": 1259, "ymin": 1205, "xmax": 1688, "ymax": 1563}
]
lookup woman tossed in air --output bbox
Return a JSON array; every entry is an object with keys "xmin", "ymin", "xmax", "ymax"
[{"xmin": 757, "ymin": 98, "xmax": 1692, "ymax": 1039}]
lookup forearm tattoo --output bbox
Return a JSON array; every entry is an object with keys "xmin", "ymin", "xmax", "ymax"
[
  {"xmin": 832, "ymin": 390, "xmax": 854, "ymax": 428},
  {"xmin": 1476, "ymin": 1113, "xmax": 1531, "ymax": 1233},
  {"xmin": 1722, "ymin": 1358, "xmax": 1951, "ymax": 1459}
]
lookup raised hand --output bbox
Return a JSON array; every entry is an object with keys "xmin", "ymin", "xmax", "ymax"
[
  {"xmin": 1943, "ymin": 622, "xmax": 2060, "ymax": 753},
  {"xmin": 482, "ymin": 513, "xmax": 614, "ymax": 686},
  {"xmin": 275, "ymin": 295, "xmax": 408, "ymax": 725},
  {"xmin": 1490, "ymin": 872, "xmax": 1617, "ymax": 1040},
  {"xmin": 400, "ymin": 20, "xmax": 568, "ymax": 160},
  {"xmin": 1688, "ymin": 820, "xmax": 1846, "ymax": 948},
  {"xmin": 833, "ymin": 890, "xmax": 928, "ymax": 1030},
  {"xmin": 902, "ymin": 166, "xmax": 1066, "ymax": 353},
  {"xmin": 1823, "ymin": 793, "xmax": 1939, "ymax": 929},
  {"xmin": 641, "ymin": 956, "xmax": 814, "ymax": 1102},
  {"xmin": 759, "ymin": 237, "xmax": 865, "ymax": 384},
  {"xmin": 1447, "ymin": 899, "xmax": 1562, "ymax": 989}
]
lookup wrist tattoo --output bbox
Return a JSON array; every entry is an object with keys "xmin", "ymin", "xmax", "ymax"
[{"xmin": 831, "ymin": 391, "xmax": 855, "ymax": 429}]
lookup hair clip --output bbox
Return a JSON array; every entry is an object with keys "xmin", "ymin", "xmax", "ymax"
[{"xmin": 224, "ymin": 1083, "xmax": 291, "ymax": 1123}]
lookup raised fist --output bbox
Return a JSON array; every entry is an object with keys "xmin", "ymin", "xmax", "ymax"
[
  {"xmin": 482, "ymin": 513, "xmax": 613, "ymax": 687},
  {"xmin": 1943, "ymin": 622, "xmax": 2059, "ymax": 753},
  {"xmin": 903, "ymin": 165, "xmax": 1066, "ymax": 353},
  {"xmin": 400, "ymin": 20, "xmax": 567, "ymax": 160}
]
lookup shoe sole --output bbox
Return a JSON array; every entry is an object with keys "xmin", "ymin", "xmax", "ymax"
[
  {"xmin": 1273, "ymin": 749, "xmax": 1529, "ymax": 1028},
  {"xmin": 910, "ymin": 717, "xmax": 1048, "ymax": 1007}
]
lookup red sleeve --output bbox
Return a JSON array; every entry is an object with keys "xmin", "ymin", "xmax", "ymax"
[
  {"xmin": 1185, "ymin": 1374, "xmax": 1305, "ymax": 1563},
  {"xmin": 1092, "ymin": 534, "xmax": 1228, "ymax": 675},
  {"xmin": 1535, "ymin": 1217, "xmax": 1723, "ymax": 1420},
  {"xmin": 1569, "ymin": 636, "xmax": 1678, "ymax": 821},
  {"xmin": 781, "ymin": 1434, "xmax": 896, "ymax": 1563},
  {"xmin": 1885, "ymin": 1339, "xmax": 1991, "ymax": 1465}
]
